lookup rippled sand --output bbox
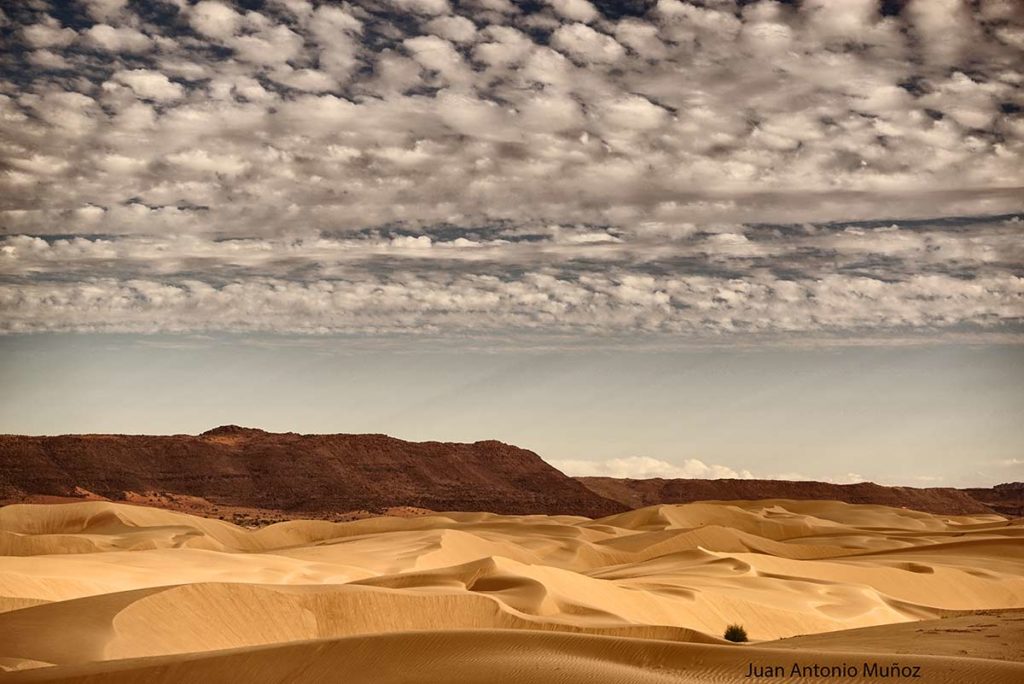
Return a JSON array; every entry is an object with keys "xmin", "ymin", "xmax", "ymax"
[{"xmin": 1, "ymin": 499, "xmax": 1022, "ymax": 683}]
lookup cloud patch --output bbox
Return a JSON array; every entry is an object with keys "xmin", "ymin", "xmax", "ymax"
[
  {"xmin": 548, "ymin": 456, "xmax": 755, "ymax": 479},
  {"xmin": 0, "ymin": 1, "xmax": 1020, "ymax": 343}
]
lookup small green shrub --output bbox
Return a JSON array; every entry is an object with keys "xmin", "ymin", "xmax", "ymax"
[{"xmin": 724, "ymin": 624, "xmax": 748, "ymax": 643}]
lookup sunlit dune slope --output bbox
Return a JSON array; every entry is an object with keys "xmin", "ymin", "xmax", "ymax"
[
  {"xmin": 764, "ymin": 608, "xmax": 1024, "ymax": 662},
  {"xmin": 0, "ymin": 499, "xmax": 1021, "ymax": 681}
]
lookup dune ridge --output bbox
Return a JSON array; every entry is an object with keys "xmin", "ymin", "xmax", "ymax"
[{"xmin": 1, "ymin": 499, "xmax": 1022, "ymax": 682}]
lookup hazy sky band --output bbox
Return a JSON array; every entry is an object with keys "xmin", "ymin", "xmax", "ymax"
[
  {"xmin": 7, "ymin": 316, "xmax": 1017, "ymax": 490},
  {"xmin": 1, "ymin": 334, "xmax": 1021, "ymax": 487}
]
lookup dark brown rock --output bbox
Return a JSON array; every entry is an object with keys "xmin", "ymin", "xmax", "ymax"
[
  {"xmin": 577, "ymin": 477, "xmax": 1004, "ymax": 516},
  {"xmin": 0, "ymin": 428, "xmax": 625, "ymax": 518},
  {"xmin": 962, "ymin": 482, "xmax": 1024, "ymax": 517}
]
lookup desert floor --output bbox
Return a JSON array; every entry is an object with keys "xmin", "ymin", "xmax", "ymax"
[{"xmin": 1, "ymin": 500, "xmax": 1022, "ymax": 683}]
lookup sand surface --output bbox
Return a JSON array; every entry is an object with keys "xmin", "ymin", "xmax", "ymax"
[{"xmin": 1, "ymin": 499, "xmax": 1022, "ymax": 682}]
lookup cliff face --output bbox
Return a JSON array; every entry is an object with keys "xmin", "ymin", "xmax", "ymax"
[
  {"xmin": 0, "ymin": 427, "xmax": 624, "ymax": 518},
  {"xmin": 577, "ymin": 477, "xmax": 1005, "ymax": 516},
  {"xmin": 963, "ymin": 483, "xmax": 1024, "ymax": 518},
  {"xmin": 3, "ymin": 427, "xmax": 1013, "ymax": 519}
]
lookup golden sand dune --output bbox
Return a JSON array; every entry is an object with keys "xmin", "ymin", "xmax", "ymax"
[
  {"xmin": 1, "ymin": 500, "xmax": 1022, "ymax": 682},
  {"xmin": 765, "ymin": 608, "xmax": 1024, "ymax": 662},
  {"xmin": 5, "ymin": 630, "xmax": 1024, "ymax": 684}
]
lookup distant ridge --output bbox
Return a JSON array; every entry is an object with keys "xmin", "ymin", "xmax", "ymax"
[
  {"xmin": 577, "ymin": 477, "xmax": 1010, "ymax": 517},
  {"xmin": 200, "ymin": 425, "xmax": 270, "ymax": 437},
  {"xmin": 1, "ymin": 427, "xmax": 1015, "ymax": 519},
  {"xmin": 0, "ymin": 427, "xmax": 624, "ymax": 518},
  {"xmin": 963, "ymin": 482, "xmax": 1024, "ymax": 518}
]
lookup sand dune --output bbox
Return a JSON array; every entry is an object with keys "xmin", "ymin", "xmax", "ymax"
[
  {"xmin": 765, "ymin": 608, "xmax": 1024, "ymax": 662},
  {"xmin": 5, "ymin": 631, "xmax": 1024, "ymax": 684},
  {"xmin": 1, "ymin": 500, "xmax": 1021, "ymax": 681}
]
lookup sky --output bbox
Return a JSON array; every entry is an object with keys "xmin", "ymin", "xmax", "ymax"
[{"xmin": 0, "ymin": 0, "xmax": 1022, "ymax": 486}]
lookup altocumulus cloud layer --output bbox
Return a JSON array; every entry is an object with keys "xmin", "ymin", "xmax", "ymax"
[{"xmin": 0, "ymin": 0, "xmax": 1022, "ymax": 341}]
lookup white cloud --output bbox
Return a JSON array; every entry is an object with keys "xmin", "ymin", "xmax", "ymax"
[
  {"xmin": 230, "ymin": 25, "xmax": 304, "ymax": 65},
  {"xmin": 551, "ymin": 23, "xmax": 625, "ymax": 63},
  {"xmin": 268, "ymin": 67, "xmax": 336, "ymax": 93},
  {"xmin": 615, "ymin": 19, "xmax": 665, "ymax": 58},
  {"xmin": 598, "ymin": 96, "xmax": 669, "ymax": 132},
  {"xmin": 308, "ymin": 5, "xmax": 362, "ymax": 39},
  {"xmin": 473, "ymin": 26, "xmax": 534, "ymax": 66},
  {"xmin": 435, "ymin": 90, "xmax": 509, "ymax": 137},
  {"xmin": 518, "ymin": 91, "xmax": 584, "ymax": 133},
  {"xmin": 22, "ymin": 21, "xmax": 77, "ymax": 48},
  {"xmin": 85, "ymin": 24, "xmax": 153, "ymax": 53},
  {"xmin": 546, "ymin": 0, "xmax": 598, "ymax": 24},
  {"xmin": 802, "ymin": 0, "xmax": 883, "ymax": 44},
  {"xmin": 81, "ymin": 0, "xmax": 129, "ymax": 22},
  {"xmin": 165, "ymin": 150, "xmax": 250, "ymax": 177},
  {"xmin": 388, "ymin": 0, "xmax": 451, "ymax": 17},
  {"xmin": 28, "ymin": 50, "xmax": 71, "ymax": 69},
  {"xmin": 906, "ymin": 0, "xmax": 980, "ymax": 66},
  {"xmin": 96, "ymin": 153, "xmax": 148, "ymax": 174},
  {"xmin": 113, "ymin": 69, "xmax": 184, "ymax": 101},
  {"xmin": 425, "ymin": 16, "xmax": 477, "ymax": 43},
  {"xmin": 548, "ymin": 456, "xmax": 755, "ymax": 480},
  {"xmin": 405, "ymin": 35, "xmax": 472, "ymax": 85},
  {"xmin": 2, "ymin": 265, "xmax": 1012, "ymax": 336},
  {"xmin": 473, "ymin": 0, "xmax": 517, "ymax": 13},
  {"xmin": 189, "ymin": 1, "xmax": 242, "ymax": 40},
  {"xmin": 775, "ymin": 472, "xmax": 867, "ymax": 485}
]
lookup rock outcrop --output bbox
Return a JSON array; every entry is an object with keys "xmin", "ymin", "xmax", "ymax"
[{"xmin": 0, "ymin": 427, "xmax": 625, "ymax": 518}]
